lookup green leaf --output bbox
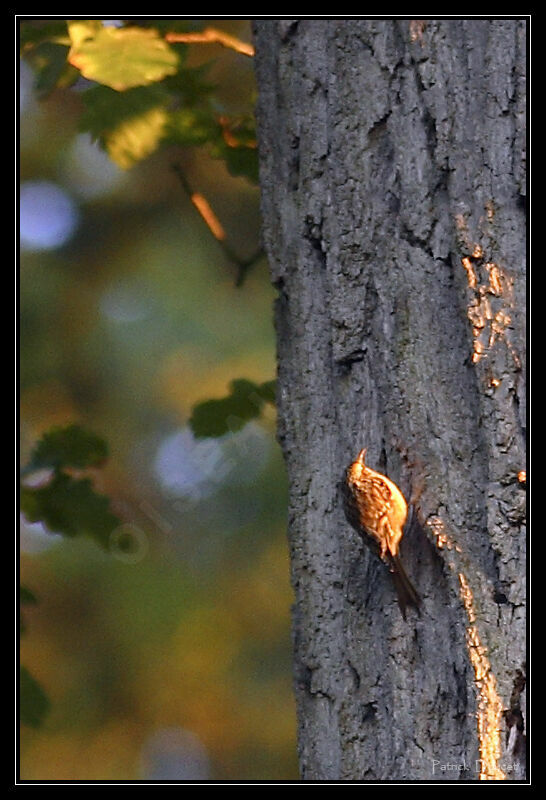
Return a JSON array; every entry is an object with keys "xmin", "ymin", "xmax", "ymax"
[
  {"xmin": 80, "ymin": 84, "xmax": 169, "ymax": 168},
  {"xmin": 162, "ymin": 64, "xmax": 215, "ymax": 106},
  {"xmin": 22, "ymin": 38, "xmax": 79, "ymax": 98},
  {"xmin": 80, "ymin": 84, "xmax": 169, "ymax": 135},
  {"xmin": 27, "ymin": 424, "xmax": 109, "ymax": 472},
  {"xmin": 21, "ymin": 472, "xmax": 119, "ymax": 548},
  {"xmin": 20, "ymin": 666, "xmax": 50, "ymax": 728},
  {"xmin": 165, "ymin": 108, "xmax": 220, "ymax": 148},
  {"xmin": 209, "ymin": 114, "xmax": 259, "ymax": 183},
  {"xmin": 255, "ymin": 379, "xmax": 277, "ymax": 405},
  {"xmin": 208, "ymin": 136, "xmax": 259, "ymax": 184},
  {"xmin": 20, "ymin": 20, "xmax": 70, "ymax": 50},
  {"xmin": 34, "ymin": 42, "xmax": 79, "ymax": 96},
  {"xmin": 214, "ymin": 144, "xmax": 259, "ymax": 184},
  {"xmin": 190, "ymin": 379, "xmax": 271, "ymax": 439},
  {"xmin": 67, "ymin": 22, "xmax": 179, "ymax": 91}
]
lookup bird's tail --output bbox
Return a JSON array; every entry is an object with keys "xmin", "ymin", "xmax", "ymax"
[{"xmin": 389, "ymin": 554, "xmax": 421, "ymax": 621}]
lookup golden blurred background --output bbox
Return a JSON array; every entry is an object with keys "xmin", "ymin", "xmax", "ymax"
[{"xmin": 20, "ymin": 19, "xmax": 298, "ymax": 781}]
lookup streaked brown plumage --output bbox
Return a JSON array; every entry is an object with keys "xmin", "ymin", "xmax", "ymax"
[{"xmin": 343, "ymin": 448, "xmax": 420, "ymax": 619}]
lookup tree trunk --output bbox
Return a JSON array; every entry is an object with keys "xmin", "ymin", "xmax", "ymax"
[{"xmin": 252, "ymin": 19, "xmax": 526, "ymax": 782}]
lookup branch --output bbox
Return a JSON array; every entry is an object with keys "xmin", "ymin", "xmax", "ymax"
[
  {"xmin": 171, "ymin": 163, "xmax": 263, "ymax": 287},
  {"xmin": 165, "ymin": 27, "xmax": 255, "ymax": 57}
]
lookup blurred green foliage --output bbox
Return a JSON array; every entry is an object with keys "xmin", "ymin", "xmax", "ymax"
[
  {"xmin": 21, "ymin": 19, "xmax": 259, "ymax": 181},
  {"xmin": 20, "ymin": 425, "xmax": 119, "ymax": 729},
  {"xmin": 190, "ymin": 379, "xmax": 276, "ymax": 438},
  {"xmin": 19, "ymin": 18, "xmax": 297, "ymax": 781},
  {"xmin": 25, "ymin": 424, "xmax": 109, "ymax": 471},
  {"xmin": 21, "ymin": 470, "xmax": 119, "ymax": 546}
]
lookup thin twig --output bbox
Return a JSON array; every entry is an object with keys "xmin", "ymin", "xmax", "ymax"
[
  {"xmin": 165, "ymin": 27, "xmax": 254, "ymax": 57},
  {"xmin": 171, "ymin": 163, "xmax": 264, "ymax": 287},
  {"xmin": 234, "ymin": 248, "xmax": 265, "ymax": 288}
]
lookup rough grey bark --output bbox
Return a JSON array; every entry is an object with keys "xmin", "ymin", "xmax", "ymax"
[{"xmin": 252, "ymin": 19, "xmax": 526, "ymax": 782}]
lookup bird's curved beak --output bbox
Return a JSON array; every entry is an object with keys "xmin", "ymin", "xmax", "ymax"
[{"xmin": 357, "ymin": 448, "xmax": 367, "ymax": 464}]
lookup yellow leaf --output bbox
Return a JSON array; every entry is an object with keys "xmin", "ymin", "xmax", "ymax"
[{"xmin": 104, "ymin": 106, "xmax": 169, "ymax": 169}]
